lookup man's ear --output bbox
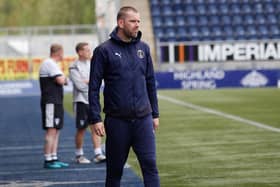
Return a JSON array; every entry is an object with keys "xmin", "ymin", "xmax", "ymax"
[{"xmin": 118, "ymin": 19, "xmax": 124, "ymax": 29}]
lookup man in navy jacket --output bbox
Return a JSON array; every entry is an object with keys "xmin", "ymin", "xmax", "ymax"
[{"xmin": 88, "ymin": 6, "xmax": 160, "ymax": 187}]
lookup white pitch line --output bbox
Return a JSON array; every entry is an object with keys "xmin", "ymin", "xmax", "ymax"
[{"xmin": 158, "ymin": 94, "xmax": 280, "ymax": 133}]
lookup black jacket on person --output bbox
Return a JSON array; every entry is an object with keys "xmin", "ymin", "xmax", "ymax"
[{"xmin": 88, "ymin": 27, "xmax": 159, "ymax": 124}]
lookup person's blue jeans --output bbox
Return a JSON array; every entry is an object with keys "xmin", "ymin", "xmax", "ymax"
[{"xmin": 104, "ymin": 114, "xmax": 160, "ymax": 187}]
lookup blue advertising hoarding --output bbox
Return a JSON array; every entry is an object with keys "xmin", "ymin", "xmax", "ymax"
[{"xmin": 156, "ymin": 69, "xmax": 280, "ymax": 89}]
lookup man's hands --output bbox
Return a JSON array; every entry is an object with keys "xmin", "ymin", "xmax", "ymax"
[
  {"xmin": 92, "ymin": 122, "xmax": 106, "ymax": 137},
  {"xmin": 153, "ymin": 118, "xmax": 159, "ymax": 131}
]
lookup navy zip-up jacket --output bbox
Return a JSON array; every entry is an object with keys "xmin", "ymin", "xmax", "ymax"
[{"xmin": 88, "ymin": 28, "xmax": 159, "ymax": 124}]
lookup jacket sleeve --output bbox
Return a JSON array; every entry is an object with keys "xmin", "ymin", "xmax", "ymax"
[
  {"xmin": 69, "ymin": 65, "xmax": 88, "ymax": 92},
  {"xmin": 145, "ymin": 46, "xmax": 159, "ymax": 118},
  {"xmin": 88, "ymin": 46, "xmax": 106, "ymax": 124}
]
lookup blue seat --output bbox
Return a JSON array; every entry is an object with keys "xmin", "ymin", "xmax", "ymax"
[
  {"xmin": 208, "ymin": 4, "xmax": 218, "ymax": 15},
  {"xmin": 174, "ymin": 4, "xmax": 184, "ymax": 15},
  {"xmin": 151, "ymin": 5, "xmax": 161, "ymax": 16},
  {"xmin": 258, "ymin": 25, "xmax": 269, "ymax": 39},
  {"xmin": 177, "ymin": 27, "xmax": 188, "ymax": 41},
  {"xmin": 255, "ymin": 14, "xmax": 266, "ymax": 25},
  {"xmin": 166, "ymin": 28, "xmax": 176, "ymax": 41},
  {"xmin": 198, "ymin": 16, "xmax": 208, "ymax": 26},
  {"xmin": 186, "ymin": 16, "xmax": 197, "ymax": 26},
  {"xmin": 153, "ymin": 28, "xmax": 165, "ymax": 41},
  {"xmin": 152, "ymin": 17, "xmax": 162, "ymax": 27},
  {"xmin": 201, "ymin": 26, "xmax": 211, "ymax": 39},
  {"xmin": 224, "ymin": 26, "xmax": 234, "ymax": 40},
  {"xmin": 269, "ymin": 25, "xmax": 280, "ymax": 39},
  {"xmin": 188, "ymin": 27, "xmax": 200, "ymax": 41},
  {"xmin": 162, "ymin": 5, "xmax": 173, "ymax": 15},
  {"xmin": 244, "ymin": 15, "xmax": 254, "ymax": 25},
  {"xmin": 175, "ymin": 16, "xmax": 185, "ymax": 26},
  {"xmin": 221, "ymin": 15, "xmax": 231, "ymax": 25},
  {"xmin": 209, "ymin": 16, "xmax": 219, "ymax": 26},
  {"xmin": 235, "ymin": 26, "xmax": 246, "ymax": 40},
  {"xmin": 264, "ymin": 3, "xmax": 274, "ymax": 13},
  {"xmin": 185, "ymin": 5, "xmax": 196, "ymax": 15},
  {"xmin": 246, "ymin": 25, "xmax": 257, "ymax": 39},
  {"xmin": 232, "ymin": 15, "xmax": 242, "ymax": 25},
  {"xmin": 253, "ymin": 3, "xmax": 263, "ymax": 14},
  {"xmin": 267, "ymin": 14, "xmax": 277, "ymax": 24},
  {"xmin": 197, "ymin": 4, "xmax": 206, "ymax": 15},
  {"xmin": 220, "ymin": 4, "xmax": 229, "ymax": 14},
  {"xmin": 164, "ymin": 17, "xmax": 174, "ymax": 27},
  {"xmin": 241, "ymin": 4, "xmax": 252, "ymax": 14},
  {"xmin": 230, "ymin": 4, "xmax": 241, "ymax": 14},
  {"xmin": 212, "ymin": 26, "xmax": 223, "ymax": 40}
]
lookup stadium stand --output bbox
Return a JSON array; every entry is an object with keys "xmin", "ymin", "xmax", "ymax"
[{"xmin": 150, "ymin": 0, "xmax": 280, "ymax": 42}]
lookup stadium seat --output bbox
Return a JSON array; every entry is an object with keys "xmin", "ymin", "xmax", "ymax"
[
  {"xmin": 269, "ymin": 25, "xmax": 280, "ymax": 39},
  {"xmin": 264, "ymin": 3, "xmax": 274, "ymax": 13},
  {"xmin": 235, "ymin": 26, "xmax": 246, "ymax": 40},
  {"xmin": 197, "ymin": 4, "xmax": 206, "ymax": 15},
  {"xmin": 255, "ymin": 14, "xmax": 266, "ymax": 25},
  {"xmin": 177, "ymin": 27, "xmax": 188, "ymax": 41},
  {"xmin": 188, "ymin": 27, "xmax": 200, "ymax": 41},
  {"xmin": 230, "ymin": 4, "xmax": 241, "ymax": 14},
  {"xmin": 221, "ymin": 15, "xmax": 231, "ymax": 25},
  {"xmin": 253, "ymin": 3, "xmax": 263, "ymax": 14},
  {"xmin": 258, "ymin": 25, "xmax": 269, "ymax": 39},
  {"xmin": 166, "ymin": 28, "xmax": 176, "ymax": 41},
  {"xmin": 151, "ymin": 5, "xmax": 161, "ymax": 16},
  {"xmin": 232, "ymin": 15, "xmax": 242, "ymax": 25},
  {"xmin": 267, "ymin": 14, "xmax": 277, "ymax": 24},
  {"xmin": 244, "ymin": 15, "xmax": 254, "ymax": 25},
  {"xmin": 152, "ymin": 17, "xmax": 162, "ymax": 28},
  {"xmin": 220, "ymin": 4, "xmax": 229, "ymax": 14},
  {"xmin": 246, "ymin": 25, "xmax": 257, "ymax": 39},
  {"xmin": 208, "ymin": 4, "xmax": 218, "ymax": 15},
  {"xmin": 197, "ymin": 16, "xmax": 208, "ymax": 26},
  {"xmin": 212, "ymin": 26, "xmax": 223, "ymax": 41},
  {"xmin": 162, "ymin": 5, "xmax": 173, "ymax": 15},
  {"xmin": 209, "ymin": 16, "xmax": 219, "ymax": 26},
  {"xmin": 241, "ymin": 4, "xmax": 252, "ymax": 14},
  {"xmin": 175, "ymin": 16, "xmax": 185, "ymax": 26},
  {"xmin": 201, "ymin": 26, "xmax": 211, "ymax": 39},
  {"xmin": 186, "ymin": 16, "xmax": 197, "ymax": 26},
  {"xmin": 185, "ymin": 5, "xmax": 196, "ymax": 15},
  {"xmin": 224, "ymin": 26, "xmax": 234, "ymax": 40}
]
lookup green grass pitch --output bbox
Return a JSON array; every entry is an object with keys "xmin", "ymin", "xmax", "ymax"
[{"xmin": 64, "ymin": 88, "xmax": 280, "ymax": 187}]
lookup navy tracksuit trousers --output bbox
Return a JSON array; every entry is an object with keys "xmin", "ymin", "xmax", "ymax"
[{"xmin": 104, "ymin": 114, "xmax": 160, "ymax": 187}]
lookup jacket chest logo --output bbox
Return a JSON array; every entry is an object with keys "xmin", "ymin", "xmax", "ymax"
[
  {"xmin": 137, "ymin": 50, "xmax": 145, "ymax": 59},
  {"xmin": 114, "ymin": 52, "xmax": 122, "ymax": 58}
]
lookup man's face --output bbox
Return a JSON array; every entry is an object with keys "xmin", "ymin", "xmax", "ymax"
[
  {"xmin": 79, "ymin": 45, "xmax": 92, "ymax": 60},
  {"xmin": 57, "ymin": 49, "xmax": 64, "ymax": 61},
  {"xmin": 119, "ymin": 11, "xmax": 140, "ymax": 39}
]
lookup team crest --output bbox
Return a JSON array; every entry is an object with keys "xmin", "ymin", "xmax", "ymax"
[
  {"xmin": 137, "ymin": 50, "xmax": 145, "ymax": 59},
  {"xmin": 54, "ymin": 118, "xmax": 60, "ymax": 125}
]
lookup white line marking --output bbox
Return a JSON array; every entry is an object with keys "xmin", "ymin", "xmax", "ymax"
[{"xmin": 158, "ymin": 94, "xmax": 280, "ymax": 133}]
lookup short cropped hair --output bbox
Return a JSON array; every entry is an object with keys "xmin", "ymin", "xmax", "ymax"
[
  {"xmin": 50, "ymin": 44, "xmax": 63, "ymax": 55},
  {"xmin": 75, "ymin": 42, "xmax": 89, "ymax": 53},
  {"xmin": 117, "ymin": 6, "xmax": 138, "ymax": 21}
]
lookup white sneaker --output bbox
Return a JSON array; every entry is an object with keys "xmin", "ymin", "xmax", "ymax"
[
  {"xmin": 76, "ymin": 155, "xmax": 91, "ymax": 164},
  {"xmin": 93, "ymin": 154, "xmax": 106, "ymax": 163}
]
